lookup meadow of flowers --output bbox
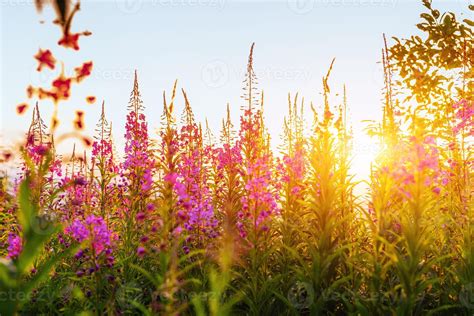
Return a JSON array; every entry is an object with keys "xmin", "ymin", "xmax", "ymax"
[{"xmin": 0, "ymin": 1, "xmax": 473, "ymax": 315}]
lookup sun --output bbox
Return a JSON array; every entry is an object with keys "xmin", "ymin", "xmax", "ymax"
[{"xmin": 351, "ymin": 131, "xmax": 381, "ymax": 182}]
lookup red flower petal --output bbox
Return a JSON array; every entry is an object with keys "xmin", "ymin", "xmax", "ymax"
[
  {"xmin": 86, "ymin": 96, "xmax": 96, "ymax": 104},
  {"xmin": 16, "ymin": 103, "xmax": 28, "ymax": 115},
  {"xmin": 58, "ymin": 33, "xmax": 80, "ymax": 50},
  {"xmin": 34, "ymin": 49, "xmax": 56, "ymax": 71},
  {"xmin": 26, "ymin": 85, "xmax": 34, "ymax": 98},
  {"xmin": 74, "ymin": 111, "xmax": 85, "ymax": 130}
]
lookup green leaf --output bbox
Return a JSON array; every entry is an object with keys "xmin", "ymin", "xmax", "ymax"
[
  {"xmin": 18, "ymin": 178, "xmax": 34, "ymax": 236},
  {"xmin": 16, "ymin": 177, "xmax": 59, "ymax": 273},
  {"xmin": 130, "ymin": 264, "xmax": 161, "ymax": 288}
]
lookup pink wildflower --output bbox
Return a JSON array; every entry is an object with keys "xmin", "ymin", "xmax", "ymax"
[{"xmin": 7, "ymin": 233, "xmax": 22, "ymax": 259}]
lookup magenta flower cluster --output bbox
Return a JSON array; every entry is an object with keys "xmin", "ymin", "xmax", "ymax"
[{"xmin": 65, "ymin": 215, "xmax": 116, "ymax": 255}]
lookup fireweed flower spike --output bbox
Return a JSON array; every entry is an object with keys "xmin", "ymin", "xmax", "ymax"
[
  {"xmin": 64, "ymin": 215, "xmax": 117, "ymax": 279},
  {"xmin": 176, "ymin": 89, "xmax": 218, "ymax": 247},
  {"xmin": 65, "ymin": 215, "xmax": 116, "ymax": 251},
  {"xmin": 155, "ymin": 80, "xmax": 184, "ymax": 249},
  {"xmin": 237, "ymin": 44, "xmax": 279, "ymax": 241},
  {"xmin": 121, "ymin": 71, "xmax": 155, "ymax": 255}
]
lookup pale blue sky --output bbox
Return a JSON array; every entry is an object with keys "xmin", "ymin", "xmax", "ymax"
[{"xmin": 0, "ymin": 0, "xmax": 471, "ymax": 177}]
